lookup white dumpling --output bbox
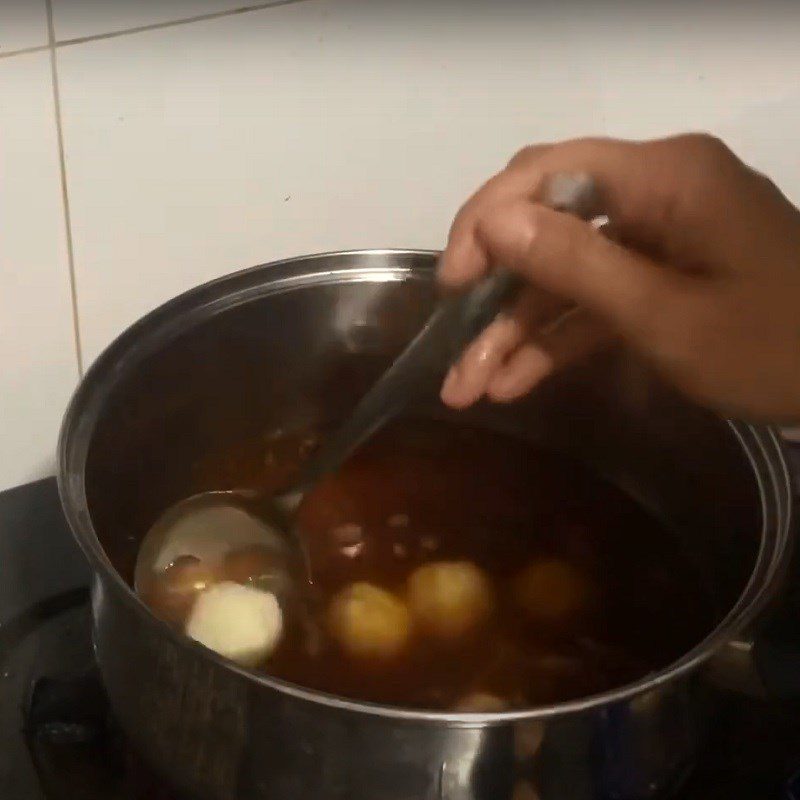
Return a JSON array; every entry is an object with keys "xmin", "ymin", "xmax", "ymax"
[{"xmin": 185, "ymin": 581, "xmax": 282, "ymax": 667}]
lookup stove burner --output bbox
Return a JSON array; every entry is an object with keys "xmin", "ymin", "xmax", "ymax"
[
  {"xmin": 0, "ymin": 588, "xmax": 89, "ymax": 657},
  {"xmin": 27, "ymin": 671, "xmax": 108, "ymax": 746},
  {"xmin": 9, "ymin": 590, "xmax": 184, "ymax": 800}
]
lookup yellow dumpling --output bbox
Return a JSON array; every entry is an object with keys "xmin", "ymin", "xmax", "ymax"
[
  {"xmin": 512, "ymin": 559, "xmax": 590, "ymax": 624},
  {"xmin": 327, "ymin": 582, "xmax": 411, "ymax": 659},
  {"xmin": 407, "ymin": 561, "xmax": 493, "ymax": 641}
]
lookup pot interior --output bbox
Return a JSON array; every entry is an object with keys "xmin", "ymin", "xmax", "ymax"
[{"xmin": 78, "ymin": 253, "xmax": 769, "ymax": 682}]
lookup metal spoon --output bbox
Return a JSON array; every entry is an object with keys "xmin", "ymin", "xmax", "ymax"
[
  {"xmin": 279, "ymin": 171, "xmax": 600, "ymax": 506},
  {"xmin": 134, "ymin": 173, "xmax": 600, "ymax": 622}
]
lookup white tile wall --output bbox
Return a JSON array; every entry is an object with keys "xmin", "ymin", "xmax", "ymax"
[
  {"xmin": 586, "ymin": 4, "xmax": 800, "ymax": 206},
  {"xmin": 0, "ymin": 52, "xmax": 78, "ymax": 490},
  {"xmin": 0, "ymin": 0, "xmax": 799, "ymax": 489},
  {"xmin": 51, "ymin": 0, "xmax": 278, "ymax": 41},
  {"xmin": 0, "ymin": 0, "xmax": 48, "ymax": 53},
  {"xmin": 55, "ymin": 1, "xmax": 601, "ymax": 366}
]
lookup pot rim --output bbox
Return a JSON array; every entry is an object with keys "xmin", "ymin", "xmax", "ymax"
[{"xmin": 57, "ymin": 248, "xmax": 795, "ymax": 725}]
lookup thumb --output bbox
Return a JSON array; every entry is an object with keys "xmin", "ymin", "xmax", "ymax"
[{"xmin": 475, "ymin": 200, "xmax": 685, "ymax": 340}]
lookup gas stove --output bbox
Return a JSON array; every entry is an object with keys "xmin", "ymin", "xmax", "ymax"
[{"xmin": 2, "ymin": 466, "xmax": 800, "ymax": 800}]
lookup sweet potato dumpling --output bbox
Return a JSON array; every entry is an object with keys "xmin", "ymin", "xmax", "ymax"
[
  {"xmin": 512, "ymin": 558, "xmax": 590, "ymax": 624},
  {"xmin": 327, "ymin": 582, "xmax": 411, "ymax": 659},
  {"xmin": 407, "ymin": 561, "xmax": 493, "ymax": 641}
]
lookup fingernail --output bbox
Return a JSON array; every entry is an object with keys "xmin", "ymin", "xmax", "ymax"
[{"xmin": 440, "ymin": 365, "xmax": 461, "ymax": 404}]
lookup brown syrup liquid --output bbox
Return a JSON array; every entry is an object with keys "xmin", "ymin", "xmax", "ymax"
[{"xmin": 162, "ymin": 417, "xmax": 716, "ymax": 710}]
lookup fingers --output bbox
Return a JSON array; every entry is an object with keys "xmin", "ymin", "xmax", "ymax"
[
  {"xmin": 438, "ymin": 134, "xmax": 734, "ymax": 289},
  {"xmin": 439, "ymin": 138, "xmax": 631, "ymax": 288},
  {"xmin": 440, "ymin": 316, "xmax": 519, "ymax": 409},
  {"xmin": 437, "ymin": 135, "xmax": 720, "ymax": 410},
  {"xmin": 438, "ymin": 200, "xmax": 679, "ymax": 410},
  {"xmin": 440, "ymin": 287, "xmax": 566, "ymax": 408},
  {"xmin": 487, "ymin": 310, "xmax": 612, "ymax": 402},
  {"xmin": 439, "ymin": 145, "xmax": 554, "ymax": 289},
  {"xmin": 440, "ymin": 307, "xmax": 612, "ymax": 410},
  {"xmin": 473, "ymin": 200, "xmax": 684, "ymax": 340}
]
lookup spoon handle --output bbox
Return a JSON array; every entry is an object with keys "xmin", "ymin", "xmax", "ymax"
[{"xmin": 297, "ymin": 172, "xmax": 600, "ymax": 488}]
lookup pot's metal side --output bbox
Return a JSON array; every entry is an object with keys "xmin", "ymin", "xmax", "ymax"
[
  {"xmin": 93, "ymin": 567, "xmax": 709, "ymax": 800},
  {"xmin": 703, "ymin": 425, "xmax": 795, "ymax": 697},
  {"xmin": 58, "ymin": 250, "xmax": 794, "ymax": 800}
]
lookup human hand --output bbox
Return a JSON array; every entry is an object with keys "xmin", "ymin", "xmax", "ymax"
[{"xmin": 438, "ymin": 134, "xmax": 800, "ymax": 423}]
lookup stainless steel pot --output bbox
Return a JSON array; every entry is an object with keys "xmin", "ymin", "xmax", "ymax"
[{"xmin": 58, "ymin": 250, "xmax": 795, "ymax": 800}]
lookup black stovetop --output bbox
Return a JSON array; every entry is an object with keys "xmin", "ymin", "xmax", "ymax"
[{"xmin": 2, "ymin": 475, "xmax": 800, "ymax": 800}]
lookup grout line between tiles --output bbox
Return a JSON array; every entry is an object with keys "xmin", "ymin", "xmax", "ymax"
[
  {"xmin": 0, "ymin": 44, "xmax": 49, "ymax": 60},
  {"xmin": 0, "ymin": 0, "xmax": 311, "ymax": 62},
  {"xmin": 45, "ymin": 0, "xmax": 84, "ymax": 378},
  {"xmin": 52, "ymin": 0, "xmax": 313, "ymax": 49}
]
